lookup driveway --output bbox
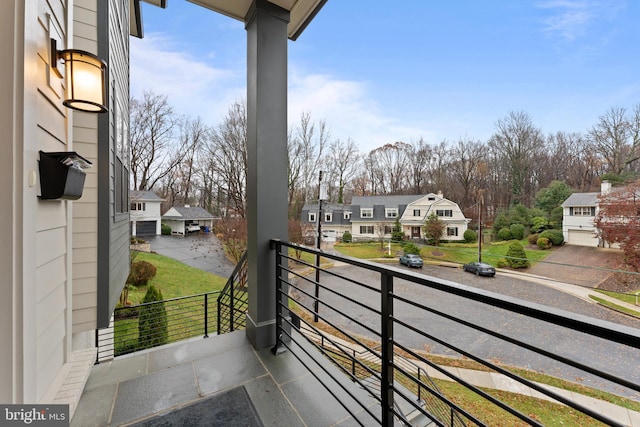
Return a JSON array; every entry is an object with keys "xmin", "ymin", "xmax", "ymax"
[
  {"xmin": 526, "ymin": 244, "xmax": 623, "ymax": 288},
  {"xmin": 143, "ymin": 233, "xmax": 235, "ymax": 278}
]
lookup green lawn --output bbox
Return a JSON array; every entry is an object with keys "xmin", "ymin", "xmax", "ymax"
[
  {"xmin": 334, "ymin": 239, "xmax": 550, "ymax": 267},
  {"xmin": 115, "ymin": 251, "xmax": 228, "ymax": 355},
  {"xmin": 126, "ymin": 251, "xmax": 228, "ymax": 304}
]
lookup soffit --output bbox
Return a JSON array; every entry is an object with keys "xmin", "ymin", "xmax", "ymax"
[{"xmin": 187, "ymin": 0, "xmax": 327, "ymax": 40}]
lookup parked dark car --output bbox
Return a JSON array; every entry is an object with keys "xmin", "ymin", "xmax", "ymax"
[
  {"xmin": 463, "ymin": 261, "xmax": 496, "ymax": 277},
  {"xmin": 399, "ymin": 254, "xmax": 423, "ymax": 268}
]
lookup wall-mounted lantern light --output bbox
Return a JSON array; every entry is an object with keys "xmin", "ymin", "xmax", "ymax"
[{"xmin": 50, "ymin": 39, "xmax": 108, "ymax": 113}]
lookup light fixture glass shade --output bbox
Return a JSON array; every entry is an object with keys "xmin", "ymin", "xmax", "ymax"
[{"xmin": 60, "ymin": 50, "xmax": 108, "ymax": 113}]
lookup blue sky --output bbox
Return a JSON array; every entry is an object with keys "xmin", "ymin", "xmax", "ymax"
[{"xmin": 131, "ymin": 1, "xmax": 640, "ymax": 152}]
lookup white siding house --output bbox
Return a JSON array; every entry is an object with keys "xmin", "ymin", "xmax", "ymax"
[
  {"xmin": 399, "ymin": 192, "xmax": 470, "ymax": 241},
  {"xmin": 562, "ymin": 181, "xmax": 613, "ymax": 247},
  {"xmin": 130, "ymin": 190, "xmax": 165, "ymax": 236},
  {"xmin": 302, "ymin": 193, "xmax": 470, "ymax": 242}
]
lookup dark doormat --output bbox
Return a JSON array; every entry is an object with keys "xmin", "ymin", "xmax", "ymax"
[{"xmin": 129, "ymin": 386, "xmax": 264, "ymax": 427}]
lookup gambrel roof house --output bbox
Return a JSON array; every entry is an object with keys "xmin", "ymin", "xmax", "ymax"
[{"xmin": 302, "ymin": 193, "xmax": 470, "ymax": 242}]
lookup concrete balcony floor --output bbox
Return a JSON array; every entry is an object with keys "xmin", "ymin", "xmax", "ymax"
[{"xmin": 71, "ymin": 330, "xmax": 379, "ymax": 426}]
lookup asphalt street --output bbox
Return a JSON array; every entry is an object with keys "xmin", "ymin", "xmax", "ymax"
[
  {"xmin": 143, "ymin": 233, "xmax": 235, "ymax": 278},
  {"xmin": 290, "ymin": 262, "xmax": 640, "ymax": 400}
]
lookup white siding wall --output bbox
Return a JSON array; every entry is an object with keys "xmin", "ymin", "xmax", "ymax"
[{"xmin": 71, "ymin": 0, "xmax": 99, "ymax": 336}]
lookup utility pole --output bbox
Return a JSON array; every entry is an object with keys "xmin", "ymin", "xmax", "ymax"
[
  {"xmin": 478, "ymin": 190, "xmax": 484, "ymax": 263},
  {"xmin": 314, "ymin": 171, "xmax": 324, "ymax": 322}
]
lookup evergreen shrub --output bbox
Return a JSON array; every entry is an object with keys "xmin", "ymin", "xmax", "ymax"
[
  {"xmin": 539, "ymin": 229, "xmax": 564, "ymax": 246},
  {"xmin": 463, "ymin": 229, "xmax": 477, "ymax": 243},
  {"xmin": 510, "ymin": 223, "xmax": 525, "ymax": 240},
  {"xmin": 403, "ymin": 242, "xmax": 421, "ymax": 255},
  {"xmin": 506, "ymin": 241, "xmax": 529, "ymax": 268},
  {"xmin": 497, "ymin": 227, "xmax": 512, "ymax": 241},
  {"xmin": 138, "ymin": 285, "xmax": 168, "ymax": 349}
]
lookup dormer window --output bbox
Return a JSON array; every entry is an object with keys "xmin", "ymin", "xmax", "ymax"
[
  {"xmin": 344, "ymin": 211, "xmax": 352, "ymax": 220},
  {"xmin": 308, "ymin": 212, "xmax": 316, "ymax": 222},
  {"xmin": 385, "ymin": 208, "xmax": 398, "ymax": 218},
  {"xmin": 325, "ymin": 212, "xmax": 333, "ymax": 222},
  {"xmin": 361, "ymin": 208, "xmax": 373, "ymax": 218}
]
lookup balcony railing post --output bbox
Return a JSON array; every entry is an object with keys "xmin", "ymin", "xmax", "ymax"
[
  {"xmin": 230, "ymin": 274, "xmax": 236, "ymax": 332},
  {"xmin": 271, "ymin": 240, "xmax": 286, "ymax": 355},
  {"xmin": 380, "ymin": 272, "xmax": 394, "ymax": 427},
  {"xmin": 204, "ymin": 293, "xmax": 209, "ymax": 338}
]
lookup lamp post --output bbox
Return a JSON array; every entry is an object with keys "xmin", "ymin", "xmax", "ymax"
[{"xmin": 314, "ymin": 171, "xmax": 326, "ymax": 322}]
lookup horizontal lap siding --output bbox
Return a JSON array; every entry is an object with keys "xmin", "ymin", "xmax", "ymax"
[
  {"xmin": 30, "ymin": 0, "xmax": 71, "ymax": 402},
  {"xmin": 72, "ymin": 0, "xmax": 99, "ymax": 334}
]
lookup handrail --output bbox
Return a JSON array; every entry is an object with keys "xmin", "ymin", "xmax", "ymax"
[
  {"xmin": 99, "ymin": 291, "xmax": 220, "ymax": 359},
  {"xmin": 217, "ymin": 251, "xmax": 248, "ymax": 334},
  {"xmin": 271, "ymin": 239, "xmax": 640, "ymax": 427}
]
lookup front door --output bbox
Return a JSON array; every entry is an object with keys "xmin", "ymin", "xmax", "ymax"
[{"xmin": 411, "ymin": 227, "xmax": 421, "ymax": 238}]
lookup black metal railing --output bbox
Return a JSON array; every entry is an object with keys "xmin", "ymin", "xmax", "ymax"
[
  {"xmin": 271, "ymin": 240, "xmax": 640, "ymax": 427},
  {"xmin": 98, "ymin": 291, "xmax": 219, "ymax": 359},
  {"xmin": 217, "ymin": 250, "xmax": 248, "ymax": 334}
]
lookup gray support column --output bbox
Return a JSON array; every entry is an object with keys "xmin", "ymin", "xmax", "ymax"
[{"xmin": 245, "ymin": 0, "xmax": 289, "ymax": 349}]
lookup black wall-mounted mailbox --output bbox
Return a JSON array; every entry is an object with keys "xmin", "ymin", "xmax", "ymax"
[{"xmin": 39, "ymin": 151, "xmax": 92, "ymax": 200}]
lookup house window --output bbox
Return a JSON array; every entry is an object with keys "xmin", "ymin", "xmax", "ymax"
[
  {"xmin": 437, "ymin": 209, "xmax": 453, "ymax": 217},
  {"xmin": 360, "ymin": 225, "xmax": 374, "ymax": 234},
  {"xmin": 572, "ymin": 207, "xmax": 594, "ymax": 216},
  {"xmin": 325, "ymin": 213, "xmax": 333, "ymax": 222},
  {"xmin": 413, "ymin": 209, "xmax": 421, "ymax": 216},
  {"xmin": 384, "ymin": 225, "xmax": 393, "ymax": 234},
  {"xmin": 309, "ymin": 212, "xmax": 316, "ymax": 222},
  {"xmin": 447, "ymin": 227, "xmax": 458, "ymax": 236},
  {"xmin": 130, "ymin": 202, "xmax": 145, "ymax": 211},
  {"xmin": 344, "ymin": 211, "xmax": 352, "ymax": 220},
  {"xmin": 428, "ymin": 196, "xmax": 436, "ymax": 201},
  {"xmin": 361, "ymin": 208, "xmax": 373, "ymax": 218},
  {"xmin": 385, "ymin": 208, "xmax": 398, "ymax": 218}
]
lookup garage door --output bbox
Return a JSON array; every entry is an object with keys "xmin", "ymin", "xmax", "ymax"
[
  {"xmin": 567, "ymin": 230, "xmax": 597, "ymax": 247},
  {"xmin": 136, "ymin": 221, "xmax": 157, "ymax": 236}
]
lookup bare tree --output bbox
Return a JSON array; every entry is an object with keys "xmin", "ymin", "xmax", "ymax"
[
  {"xmin": 448, "ymin": 138, "xmax": 485, "ymax": 207},
  {"xmin": 405, "ymin": 138, "xmax": 432, "ymax": 194},
  {"xmin": 588, "ymin": 105, "xmax": 640, "ymax": 177},
  {"xmin": 203, "ymin": 101, "xmax": 248, "ymax": 217},
  {"xmin": 366, "ymin": 141, "xmax": 411, "ymax": 194},
  {"xmin": 129, "ymin": 91, "xmax": 178, "ymax": 190},
  {"xmin": 489, "ymin": 111, "xmax": 545, "ymax": 207},
  {"xmin": 324, "ymin": 138, "xmax": 361, "ymax": 204}
]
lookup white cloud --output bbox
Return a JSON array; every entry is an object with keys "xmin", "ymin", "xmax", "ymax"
[
  {"xmin": 536, "ymin": 0, "xmax": 593, "ymax": 41},
  {"xmin": 288, "ymin": 70, "xmax": 431, "ymax": 152},
  {"xmin": 130, "ymin": 33, "xmax": 245, "ymax": 123},
  {"xmin": 131, "ymin": 34, "xmax": 434, "ymax": 152}
]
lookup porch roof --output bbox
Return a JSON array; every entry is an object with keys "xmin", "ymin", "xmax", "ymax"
[{"xmin": 187, "ymin": 0, "xmax": 327, "ymax": 40}]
